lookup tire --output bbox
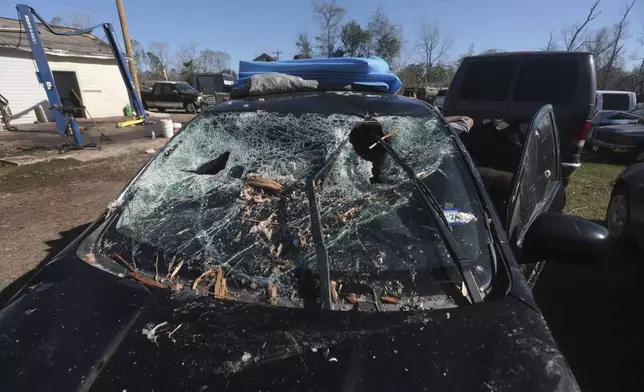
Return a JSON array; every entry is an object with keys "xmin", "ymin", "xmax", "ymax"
[
  {"xmin": 632, "ymin": 145, "xmax": 644, "ymax": 164},
  {"xmin": 606, "ymin": 184, "xmax": 631, "ymax": 243},
  {"xmin": 185, "ymin": 102, "xmax": 197, "ymax": 114}
]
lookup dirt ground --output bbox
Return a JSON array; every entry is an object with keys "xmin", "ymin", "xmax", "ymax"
[{"xmin": 0, "ymin": 153, "xmax": 149, "ymax": 289}]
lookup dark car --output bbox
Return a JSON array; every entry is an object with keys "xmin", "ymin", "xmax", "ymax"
[
  {"xmin": 443, "ymin": 51, "xmax": 597, "ymax": 186},
  {"xmin": 588, "ymin": 110, "xmax": 644, "ymax": 163},
  {"xmin": 0, "ymin": 91, "xmax": 608, "ymax": 391},
  {"xmin": 142, "ymin": 81, "xmax": 203, "ymax": 113},
  {"xmin": 607, "ymin": 163, "xmax": 644, "ymax": 248}
]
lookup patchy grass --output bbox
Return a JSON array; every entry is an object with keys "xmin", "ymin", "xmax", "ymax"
[{"xmin": 565, "ymin": 154, "xmax": 626, "ymax": 221}]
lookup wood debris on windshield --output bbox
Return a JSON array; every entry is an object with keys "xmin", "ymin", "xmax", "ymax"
[
  {"xmin": 334, "ymin": 207, "xmax": 358, "ymax": 223},
  {"xmin": 213, "ymin": 265, "xmax": 231, "ymax": 299},
  {"xmin": 368, "ymin": 127, "xmax": 400, "ymax": 149},
  {"xmin": 192, "ymin": 269, "xmax": 216, "ymax": 291},
  {"xmin": 380, "ymin": 295, "xmax": 400, "ymax": 304},
  {"xmin": 267, "ymin": 282, "xmax": 278, "ymax": 306},
  {"xmin": 246, "ymin": 175, "xmax": 283, "ymax": 193},
  {"xmin": 113, "ymin": 253, "xmax": 167, "ymax": 289}
]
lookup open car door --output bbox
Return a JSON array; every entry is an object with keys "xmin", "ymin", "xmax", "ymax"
[{"xmin": 506, "ymin": 105, "xmax": 562, "ymax": 285}]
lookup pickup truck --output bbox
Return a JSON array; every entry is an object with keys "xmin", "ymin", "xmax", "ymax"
[{"xmin": 141, "ymin": 81, "xmax": 203, "ymax": 113}]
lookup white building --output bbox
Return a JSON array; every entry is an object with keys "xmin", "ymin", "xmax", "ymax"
[{"xmin": 0, "ymin": 17, "xmax": 130, "ymax": 126}]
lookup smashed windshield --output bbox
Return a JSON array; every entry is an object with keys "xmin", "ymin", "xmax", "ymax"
[{"xmin": 103, "ymin": 109, "xmax": 491, "ymax": 310}]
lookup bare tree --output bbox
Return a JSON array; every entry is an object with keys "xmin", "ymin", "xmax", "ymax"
[
  {"xmin": 296, "ymin": 32, "xmax": 314, "ymax": 58},
  {"xmin": 416, "ymin": 21, "xmax": 453, "ymax": 84},
  {"xmin": 48, "ymin": 12, "xmax": 93, "ymax": 29},
  {"xmin": 543, "ymin": 31, "xmax": 558, "ymax": 51},
  {"xmin": 562, "ymin": 0, "xmax": 601, "ymax": 51},
  {"xmin": 148, "ymin": 41, "xmax": 170, "ymax": 79},
  {"xmin": 367, "ymin": 6, "xmax": 403, "ymax": 64},
  {"xmin": 198, "ymin": 50, "xmax": 231, "ymax": 73},
  {"xmin": 585, "ymin": 27, "xmax": 612, "ymax": 65},
  {"xmin": 599, "ymin": 0, "xmax": 636, "ymax": 88},
  {"xmin": 312, "ymin": 0, "xmax": 346, "ymax": 57},
  {"xmin": 71, "ymin": 12, "xmax": 93, "ymax": 29}
]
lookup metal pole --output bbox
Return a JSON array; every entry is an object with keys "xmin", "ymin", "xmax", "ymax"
[{"xmin": 115, "ymin": 0, "xmax": 140, "ymax": 96}]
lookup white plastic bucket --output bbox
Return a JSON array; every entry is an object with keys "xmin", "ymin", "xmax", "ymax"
[
  {"xmin": 173, "ymin": 122, "xmax": 182, "ymax": 133},
  {"xmin": 160, "ymin": 119, "xmax": 173, "ymax": 138}
]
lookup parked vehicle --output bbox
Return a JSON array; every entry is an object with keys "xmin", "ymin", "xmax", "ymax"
[
  {"xmin": 435, "ymin": 88, "xmax": 448, "ymax": 111},
  {"xmin": 0, "ymin": 84, "xmax": 608, "ymax": 391},
  {"xmin": 141, "ymin": 81, "xmax": 203, "ymax": 113},
  {"xmin": 190, "ymin": 73, "xmax": 234, "ymax": 105},
  {"xmin": 594, "ymin": 90, "xmax": 637, "ymax": 114},
  {"xmin": 587, "ymin": 111, "xmax": 644, "ymax": 163},
  {"xmin": 607, "ymin": 163, "xmax": 644, "ymax": 249},
  {"xmin": 590, "ymin": 108, "xmax": 644, "ymax": 128},
  {"xmin": 443, "ymin": 51, "xmax": 597, "ymax": 187}
]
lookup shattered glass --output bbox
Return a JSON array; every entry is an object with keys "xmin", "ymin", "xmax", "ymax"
[
  {"xmin": 109, "ymin": 110, "xmax": 491, "ymax": 307},
  {"xmin": 508, "ymin": 110, "xmax": 559, "ymax": 245}
]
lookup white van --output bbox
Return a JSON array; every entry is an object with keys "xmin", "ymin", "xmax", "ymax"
[{"xmin": 595, "ymin": 90, "xmax": 637, "ymax": 114}]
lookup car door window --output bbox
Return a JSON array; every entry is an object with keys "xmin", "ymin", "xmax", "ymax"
[
  {"xmin": 153, "ymin": 84, "xmax": 162, "ymax": 96},
  {"xmin": 507, "ymin": 104, "xmax": 561, "ymax": 246},
  {"xmin": 161, "ymin": 85, "xmax": 174, "ymax": 97}
]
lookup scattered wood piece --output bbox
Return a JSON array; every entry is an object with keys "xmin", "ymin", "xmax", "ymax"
[
  {"xmin": 246, "ymin": 175, "xmax": 283, "ymax": 193},
  {"xmin": 82, "ymin": 253, "xmax": 97, "ymax": 265},
  {"xmin": 368, "ymin": 128, "xmax": 401, "ymax": 149},
  {"xmin": 249, "ymin": 213, "xmax": 275, "ymax": 241},
  {"xmin": 267, "ymin": 282, "xmax": 278, "ymax": 306},
  {"xmin": 380, "ymin": 296, "xmax": 399, "ymax": 304},
  {"xmin": 334, "ymin": 207, "xmax": 358, "ymax": 223},
  {"xmin": 269, "ymin": 243, "xmax": 283, "ymax": 258},
  {"xmin": 213, "ymin": 266, "xmax": 229, "ymax": 299},
  {"xmin": 113, "ymin": 254, "xmax": 167, "ymax": 289},
  {"xmin": 169, "ymin": 261, "xmax": 184, "ymax": 281},
  {"xmin": 154, "ymin": 255, "xmax": 159, "ymax": 281},
  {"xmin": 168, "ymin": 255, "xmax": 177, "ymax": 274},
  {"xmin": 113, "ymin": 253, "xmax": 137, "ymax": 273},
  {"xmin": 192, "ymin": 269, "xmax": 216, "ymax": 291},
  {"xmin": 345, "ymin": 294, "xmax": 360, "ymax": 304},
  {"xmin": 330, "ymin": 280, "xmax": 339, "ymax": 303},
  {"xmin": 168, "ymin": 324, "xmax": 182, "ymax": 338}
]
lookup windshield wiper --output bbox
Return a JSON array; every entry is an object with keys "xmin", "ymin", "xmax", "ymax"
[
  {"xmin": 307, "ymin": 138, "xmax": 352, "ymax": 310},
  {"xmin": 371, "ymin": 133, "xmax": 483, "ymax": 304}
]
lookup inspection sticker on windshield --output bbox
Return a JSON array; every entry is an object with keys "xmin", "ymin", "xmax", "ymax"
[{"xmin": 443, "ymin": 209, "xmax": 477, "ymax": 226}]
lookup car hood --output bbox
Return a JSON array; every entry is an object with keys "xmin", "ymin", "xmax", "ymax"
[
  {"xmin": 595, "ymin": 123, "xmax": 644, "ymax": 134},
  {"xmin": 0, "ymin": 254, "xmax": 578, "ymax": 392}
]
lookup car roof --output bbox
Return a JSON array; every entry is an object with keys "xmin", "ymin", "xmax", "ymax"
[
  {"xmin": 597, "ymin": 90, "xmax": 635, "ymax": 95},
  {"xmin": 465, "ymin": 51, "xmax": 594, "ymax": 60},
  {"xmin": 206, "ymin": 91, "xmax": 433, "ymax": 117}
]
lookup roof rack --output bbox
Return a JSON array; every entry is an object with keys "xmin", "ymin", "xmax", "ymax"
[{"xmin": 235, "ymin": 56, "xmax": 402, "ymax": 95}]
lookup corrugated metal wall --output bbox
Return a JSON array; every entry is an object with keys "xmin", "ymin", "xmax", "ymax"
[{"xmin": 0, "ymin": 48, "xmax": 130, "ymax": 126}]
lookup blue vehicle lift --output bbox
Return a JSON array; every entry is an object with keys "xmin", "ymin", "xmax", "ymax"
[{"xmin": 15, "ymin": 4, "xmax": 148, "ymax": 146}]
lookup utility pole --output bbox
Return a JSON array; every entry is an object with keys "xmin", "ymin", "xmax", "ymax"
[
  {"xmin": 115, "ymin": 0, "xmax": 141, "ymax": 96},
  {"xmin": 272, "ymin": 49, "xmax": 283, "ymax": 60}
]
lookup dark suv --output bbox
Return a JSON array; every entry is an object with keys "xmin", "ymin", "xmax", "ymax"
[{"xmin": 443, "ymin": 51, "xmax": 596, "ymax": 186}]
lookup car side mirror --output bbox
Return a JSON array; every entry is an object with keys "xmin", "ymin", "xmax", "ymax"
[{"xmin": 521, "ymin": 211, "xmax": 609, "ymax": 265}]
